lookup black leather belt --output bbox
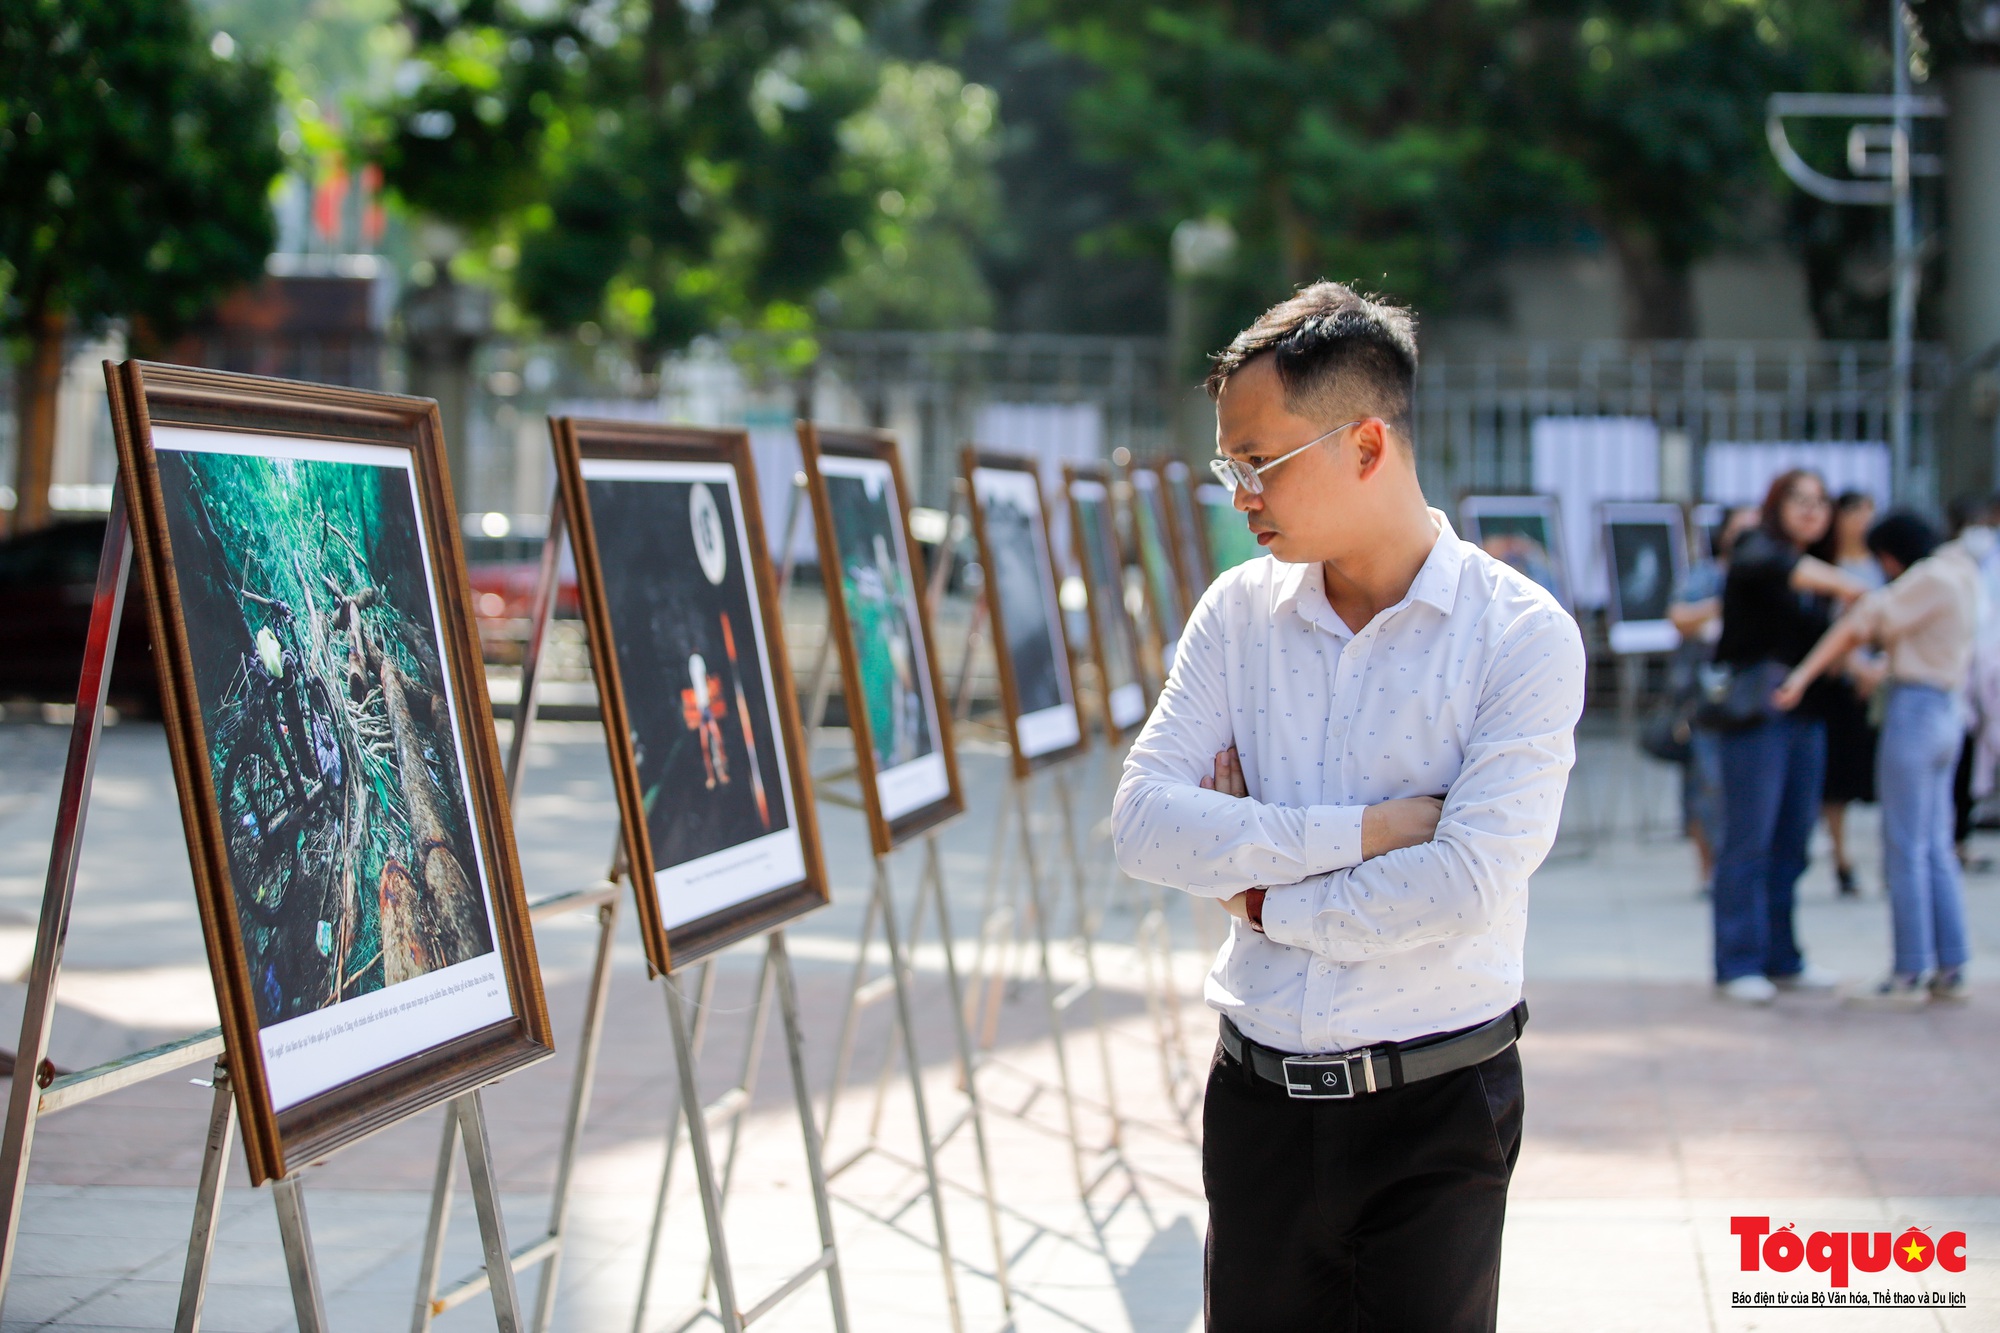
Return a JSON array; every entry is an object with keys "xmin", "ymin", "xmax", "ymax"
[{"xmin": 1220, "ymin": 1001, "xmax": 1528, "ymax": 1100}]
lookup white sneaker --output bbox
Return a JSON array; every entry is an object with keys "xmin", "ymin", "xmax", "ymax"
[
  {"xmin": 1719, "ymin": 975, "xmax": 1778, "ymax": 1004},
  {"xmin": 1774, "ymin": 964, "xmax": 1840, "ymax": 992},
  {"xmin": 1843, "ymin": 975, "xmax": 1930, "ymax": 1010}
]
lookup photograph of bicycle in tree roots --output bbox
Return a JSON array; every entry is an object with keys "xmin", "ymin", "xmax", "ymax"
[{"xmin": 156, "ymin": 436, "xmax": 496, "ymax": 1032}]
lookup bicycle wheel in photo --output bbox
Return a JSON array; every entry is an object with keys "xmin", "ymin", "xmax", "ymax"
[{"xmin": 222, "ymin": 744, "xmax": 301, "ymax": 929}]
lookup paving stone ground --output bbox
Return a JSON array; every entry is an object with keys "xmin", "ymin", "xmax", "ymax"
[{"xmin": 0, "ymin": 718, "xmax": 1995, "ymax": 1331}]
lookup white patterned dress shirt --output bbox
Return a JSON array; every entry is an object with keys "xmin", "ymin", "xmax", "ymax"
[{"xmin": 1113, "ymin": 510, "xmax": 1586, "ymax": 1055}]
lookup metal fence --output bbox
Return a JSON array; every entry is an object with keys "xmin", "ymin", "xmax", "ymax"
[
  {"xmin": 1410, "ymin": 339, "xmax": 1950, "ymax": 507},
  {"xmin": 2, "ymin": 331, "xmax": 1949, "ymax": 520}
]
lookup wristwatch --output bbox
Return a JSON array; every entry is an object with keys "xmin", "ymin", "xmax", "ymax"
[{"xmin": 1245, "ymin": 888, "xmax": 1267, "ymax": 933}]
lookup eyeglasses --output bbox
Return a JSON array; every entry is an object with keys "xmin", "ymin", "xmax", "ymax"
[{"xmin": 1208, "ymin": 419, "xmax": 1363, "ymax": 495}]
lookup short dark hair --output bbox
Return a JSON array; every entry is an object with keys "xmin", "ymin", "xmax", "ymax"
[
  {"xmin": 1204, "ymin": 282, "xmax": 1419, "ymax": 440},
  {"xmin": 1866, "ymin": 510, "xmax": 1939, "ymax": 570}
]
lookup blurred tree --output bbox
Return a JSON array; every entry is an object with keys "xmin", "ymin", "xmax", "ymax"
[
  {"xmin": 1023, "ymin": 0, "xmax": 1504, "ymax": 333},
  {"xmin": 507, "ymin": 1, "xmax": 883, "ymax": 370},
  {"xmin": 1504, "ymin": 0, "xmax": 1874, "ymax": 338},
  {"xmin": 1019, "ymin": 0, "xmax": 1877, "ymax": 341},
  {"xmin": 363, "ymin": 2, "xmax": 997, "ymax": 374},
  {"xmin": 0, "ymin": 0, "xmax": 280, "ymax": 531},
  {"xmin": 817, "ymin": 60, "xmax": 1000, "ymax": 330}
]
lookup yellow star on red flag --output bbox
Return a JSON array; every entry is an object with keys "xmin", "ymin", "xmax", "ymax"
[{"xmin": 1901, "ymin": 1237, "xmax": 1927, "ymax": 1264}]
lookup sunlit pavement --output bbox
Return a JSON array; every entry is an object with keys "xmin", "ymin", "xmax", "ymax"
[{"xmin": 0, "ymin": 719, "xmax": 1997, "ymax": 1331}]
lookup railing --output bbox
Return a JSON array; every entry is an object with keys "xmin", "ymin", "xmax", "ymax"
[
  {"xmin": 1412, "ymin": 339, "xmax": 1950, "ymax": 506},
  {"xmin": 4, "ymin": 332, "xmax": 1952, "ymax": 520}
]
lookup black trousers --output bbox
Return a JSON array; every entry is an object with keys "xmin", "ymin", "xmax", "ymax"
[{"xmin": 1202, "ymin": 1035, "xmax": 1523, "ymax": 1333}]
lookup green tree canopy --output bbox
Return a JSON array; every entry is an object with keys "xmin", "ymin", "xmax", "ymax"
[
  {"xmin": 0, "ymin": 0, "xmax": 280, "ymax": 529},
  {"xmin": 359, "ymin": 0, "xmax": 1001, "ymax": 368},
  {"xmin": 1020, "ymin": 0, "xmax": 1879, "ymax": 340}
]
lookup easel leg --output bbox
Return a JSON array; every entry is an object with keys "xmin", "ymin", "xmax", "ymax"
[
  {"xmin": 768, "ymin": 933, "xmax": 850, "ymax": 1333},
  {"xmin": 409, "ymin": 1102, "xmax": 463, "ymax": 1333},
  {"xmin": 922, "ymin": 835, "xmax": 1013, "ymax": 1313},
  {"xmin": 273, "ymin": 1174, "xmax": 331, "ymax": 1333},
  {"xmin": 631, "ymin": 960, "xmax": 721, "ymax": 1333},
  {"xmin": 663, "ymin": 972, "xmax": 744, "ymax": 1333},
  {"xmin": 1012, "ymin": 775, "xmax": 1092, "ymax": 1197},
  {"xmin": 456, "ymin": 1091, "xmax": 525, "ymax": 1333},
  {"xmin": 0, "ymin": 488, "xmax": 131, "ymax": 1304},
  {"xmin": 528, "ymin": 895, "xmax": 620, "ymax": 1333},
  {"xmin": 700, "ymin": 949, "xmax": 779, "ymax": 1303},
  {"xmin": 1049, "ymin": 764, "xmax": 1124, "ymax": 1149},
  {"xmin": 819, "ymin": 884, "xmax": 884, "ymax": 1142},
  {"xmin": 172, "ymin": 1062, "xmax": 236, "ymax": 1333},
  {"xmin": 872, "ymin": 855, "xmax": 964, "ymax": 1332}
]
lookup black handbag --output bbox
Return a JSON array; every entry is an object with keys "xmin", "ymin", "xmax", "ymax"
[
  {"xmin": 1692, "ymin": 660, "xmax": 1790, "ymax": 733},
  {"xmin": 1640, "ymin": 696, "xmax": 1697, "ymax": 764}
]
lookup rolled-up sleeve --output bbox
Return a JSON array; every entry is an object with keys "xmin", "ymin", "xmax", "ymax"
[
  {"xmin": 1112, "ymin": 587, "xmax": 1366, "ymax": 898},
  {"xmin": 1259, "ymin": 603, "xmax": 1586, "ymax": 957}
]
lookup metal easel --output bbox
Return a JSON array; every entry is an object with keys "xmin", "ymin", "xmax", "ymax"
[
  {"xmin": 776, "ymin": 472, "xmax": 1012, "ymax": 1332},
  {"xmin": 409, "ymin": 491, "xmax": 625, "ymax": 1333},
  {"xmin": 482, "ymin": 480, "xmax": 847, "ymax": 1333},
  {"xmin": 0, "ymin": 481, "xmax": 528, "ymax": 1333},
  {"xmin": 1072, "ymin": 737, "xmax": 1201, "ymax": 1135},
  {"xmin": 929, "ymin": 480, "xmax": 1126, "ymax": 1200}
]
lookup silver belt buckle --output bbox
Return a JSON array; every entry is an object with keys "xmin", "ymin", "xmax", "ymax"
[{"xmin": 1281, "ymin": 1050, "xmax": 1371, "ymax": 1099}]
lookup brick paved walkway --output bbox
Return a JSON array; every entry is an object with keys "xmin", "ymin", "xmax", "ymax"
[{"xmin": 0, "ymin": 720, "xmax": 1995, "ymax": 1331}]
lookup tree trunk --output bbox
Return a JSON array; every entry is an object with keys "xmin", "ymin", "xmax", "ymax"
[
  {"xmin": 378, "ymin": 657, "xmax": 488, "ymax": 968},
  {"xmin": 1612, "ymin": 230, "xmax": 1697, "ymax": 340},
  {"xmin": 11, "ymin": 307, "xmax": 66, "ymax": 534}
]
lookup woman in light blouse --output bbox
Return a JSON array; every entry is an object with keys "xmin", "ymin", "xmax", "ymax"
[{"xmin": 1775, "ymin": 512, "xmax": 1978, "ymax": 1007}]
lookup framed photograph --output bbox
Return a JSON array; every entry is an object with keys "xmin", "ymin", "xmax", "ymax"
[
  {"xmin": 1157, "ymin": 458, "xmax": 1214, "ymax": 610},
  {"xmin": 797, "ymin": 424, "xmax": 964, "ymax": 854},
  {"xmin": 1599, "ymin": 501, "xmax": 1689, "ymax": 654},
  {"xmin": 962, "ymin": 449, "xmax": 1088, "ymax": 774},
  {"xmin": 1196, "ymin": 481, "xmax": 1264, "ymax": 573},
  {"xmin": 1691, "ymin": 501, "xmax": 1727, "ymax": 562},
  {"xmin": 104, "ymin": 361, "xmax": 551, "ymax": 1185},
  {"xmin": 1064, "ymin": 464, "xmax": 1151, "ymax": 740},
  {"xmin": 551, "ymin": 419, "xmax": 827, "ymax": 973},
  {"xmin": 1459, "ymin": 495, "xmax": 1572, "ymax": 613},
  {"xmin": 1127, "ymin": 461, "xmax": 1188, "ymax": 665}
]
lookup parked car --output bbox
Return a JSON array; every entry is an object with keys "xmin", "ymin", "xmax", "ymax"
[{"xmin": 0, "ymin": 518, "xmax": 159, "ymax": 715}]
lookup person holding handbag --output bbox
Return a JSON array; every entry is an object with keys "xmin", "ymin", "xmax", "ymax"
[{"xmin": 1708, "ymin": 470, "xmax": 1870, "ymax": 1004}]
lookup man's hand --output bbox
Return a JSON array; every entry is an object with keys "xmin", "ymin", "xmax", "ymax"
[
  {"xmin": 1198, "ymin": 746, "xmax": 1248, "ymax": 798},
  {"xmin": 1361, "ymin": 796, "xmax": 1444, "ymax": 859}
]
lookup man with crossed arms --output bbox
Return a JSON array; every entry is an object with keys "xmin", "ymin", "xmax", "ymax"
[{"xmin": 1114, "ymin": 282, "xmax": 1585, "ymax": 1331}]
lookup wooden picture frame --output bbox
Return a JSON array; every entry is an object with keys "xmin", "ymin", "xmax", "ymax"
[
  {"xmin": 1063, "ymin": 462, "xmax": 1151, "ymax": 743},
  {"xmin": 1459, "ymin": 494, "xmax": 1573, "ymax": 613},
  {"xmin": 796, "ymin": 423, "xmax": 965, "ymax": 854},
  {"xmin": 104, "ymin": 360, "xmax": 552, "ymax": 1185},
  {"xmin": 1156, "ymin": 458, "xmax": 1214, "ymax": 611},
  {"xmin": 551, "ymin": 419, "xmax": 828, "ymax": 973},
  {"xmin": 1195, "ymin": 479, "xmax": 1264, "ymax": 574},
  {"xmin": 1599, "ymin": 500, "xmax": 1689, "ymax": 655},
  {"xmin": 1125, "ymin": 459, "xmax": 1188, "ymax": 659},
  {"xmin": 962, "ymin": 448, "xmax": 1089, "ymax": 776}
]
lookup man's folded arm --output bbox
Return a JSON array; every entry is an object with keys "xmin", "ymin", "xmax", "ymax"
[
  {"xmin": 1111, "ymin": 590, "xmax": 1365, "ymax": 899},
  {"xmin": 1259, "ymin": 606, "xmax": 1585, "ymax": 957}
]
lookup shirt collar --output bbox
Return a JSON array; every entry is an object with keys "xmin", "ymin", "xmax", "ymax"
[{"xmin": 1273, "ymin": 508, "xmax": 1465, "ymax": 628}]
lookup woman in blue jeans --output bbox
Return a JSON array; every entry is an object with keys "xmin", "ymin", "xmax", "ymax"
[
  {"xmin": 1776, "ymin": 512, "xmax": 1977, "ymax": 1006},
  {"xmin": 1709, "ymin": 471, "xmax": 1870, "ymax": 1004}
]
